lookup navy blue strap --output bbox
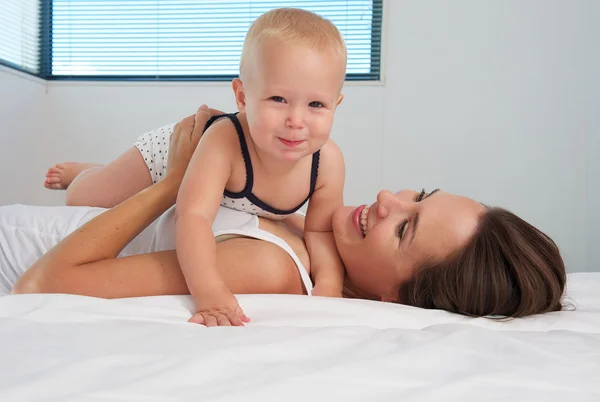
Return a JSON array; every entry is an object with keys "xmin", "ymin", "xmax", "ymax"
[{"xmin": 208, "ymin": 112, "xmax": 321, "ymax": 215}]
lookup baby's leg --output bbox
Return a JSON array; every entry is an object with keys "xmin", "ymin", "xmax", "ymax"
[
  {"xmin": 46, "ymin": 123, "xmax": 173, "ymax": 208},
  {"xmin": 45, "ymin": 163, "xmax": 104, "ymax": 190},
  {"xmin": 64, "ymin": 147, "xmax": 154, "ymax": 208}
]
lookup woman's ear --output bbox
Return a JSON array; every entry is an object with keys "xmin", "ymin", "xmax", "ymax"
[{"xmin": 232, "ymin": 78, "xmax": 247, "ymax": 113}]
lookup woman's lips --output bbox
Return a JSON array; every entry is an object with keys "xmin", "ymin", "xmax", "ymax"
[{"xmin": 352, "ymin": 205, "xmax": 366, "ymax": 236}]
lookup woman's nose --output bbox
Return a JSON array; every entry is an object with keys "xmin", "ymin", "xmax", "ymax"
[
  {"xmin": 376, "ymin": 189, "xmax": 417, "ymax": 219},
  {"xmin": 376, "ymin": 190, "xmax": 401, "ymax": 218}
]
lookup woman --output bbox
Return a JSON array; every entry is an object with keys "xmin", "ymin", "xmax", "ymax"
[{"xmin": 7, "ymin": 106, "xmax": 566, "ymax": 323}]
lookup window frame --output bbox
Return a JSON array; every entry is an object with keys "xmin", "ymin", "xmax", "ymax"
[{"xmin": 2, "ymin": 0, "xmax": 383, "ymax": 82}]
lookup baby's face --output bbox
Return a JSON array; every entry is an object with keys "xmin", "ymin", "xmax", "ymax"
[{"xmin": 239, "ymin": 38, "xmax": 345, "ymax": 162}]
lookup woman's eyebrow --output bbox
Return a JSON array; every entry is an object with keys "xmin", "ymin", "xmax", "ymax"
[
  {"xmin": 410, "ymin": 189, "xmax": 441, "ymax": 245},
  {"xmin": 426, "ymin": 189, "xmax": 440, "ymax": 199}
]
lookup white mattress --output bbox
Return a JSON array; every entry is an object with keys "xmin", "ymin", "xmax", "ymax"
[{"xmin": 1, "ymin": 272, "xmax": 599, "ymax": 401}]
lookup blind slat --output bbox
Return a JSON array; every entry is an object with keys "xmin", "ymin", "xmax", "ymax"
[
  {"xmin": 50, "ymin": 0, "xmax": 382, "ymax": 80},
  {"xmin": 0, "ymin": 1, "xmax": 381, "ymax": 80},
  {"xmin": 0, "ymin": 0, "xmax": 40, "ymax": 74}
]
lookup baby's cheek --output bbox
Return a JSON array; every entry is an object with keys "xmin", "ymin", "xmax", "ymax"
[
  {"xmin": 322, "ymin": 117, "xmax": 336, "ymax": 135},
  {"xmin": 316, "ymin": 123, "xmax": 333, "ymax": 140}
]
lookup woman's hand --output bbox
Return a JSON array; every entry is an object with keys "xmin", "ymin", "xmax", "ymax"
[{"xmin": 166, "ymin": 105, "xmax": 224, "ymax": 182}]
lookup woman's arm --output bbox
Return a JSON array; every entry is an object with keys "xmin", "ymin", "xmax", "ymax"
[
  {"xmin": 12, "ymin": 105, "xmax": 207, "ymax": 295},
  {"xmin": 13, "ymin": 236, "xmax": 302, "ymax": 299},
  {"xmin": 12, "ymin": 177, "xmax": 180, "ymax": 297}
]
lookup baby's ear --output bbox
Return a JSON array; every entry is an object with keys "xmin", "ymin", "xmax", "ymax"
[
  {"xmin": 232, "ymin": 78, "xmax": 247, "ymax": 112},
  {"xmin": 336, "ymin": 93, "xmax": 344, "ymax": 106}
]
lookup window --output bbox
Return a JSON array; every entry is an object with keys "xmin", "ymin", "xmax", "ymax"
[
  {"xmin": 0, "ymin": 0, "xmax": 41, "ymax": 75},
  {"xmin": 51, "ymin": 0, "xmax": 382, "ymax": 80},
  {"xmin": 0, "ymin": 0, "xmax": 382, "ymax": 81}
]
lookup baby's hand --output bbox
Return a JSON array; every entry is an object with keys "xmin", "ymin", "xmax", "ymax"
[
  {"xmin": 312, "ymin": 283, "xmax": 343, "ymax": 298},
  {"xmin": 188, "ymin": 285, "xmax": 250, "ymax": 327}
]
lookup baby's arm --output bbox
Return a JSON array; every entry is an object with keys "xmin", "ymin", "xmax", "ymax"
[
  {"xmin": 175, "ymin": 119, "xmax": 249, "ymax": 326},
  {"xmin": 304, "ymin": 140, "xmax": 346, "ymax": 298}
]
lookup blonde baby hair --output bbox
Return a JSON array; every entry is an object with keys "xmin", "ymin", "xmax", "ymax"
[{"xmin": 239, "ymin": 8, "xmax": 347, "ymax": 79}]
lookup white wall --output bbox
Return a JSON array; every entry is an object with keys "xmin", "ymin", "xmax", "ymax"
[
  {"xmin": 0, "ymin": 67, "xmax": 58, "ymax": 205},
  {"xmin": 0, "ymin": 1, "xmax": 595, "ymax": 272},
  {"xmin": 587, "ymin": 1, "xmax": 600, "ymax": 272},
  {"xmin": 381, "ymin": 0, "xmax": 591, "ymax": 273}
]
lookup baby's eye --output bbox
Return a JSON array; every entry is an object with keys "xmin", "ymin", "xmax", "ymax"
[
  {"xmin": 270, "ymin": 96, "xmax": 286, "ymax": 103},
  {"xmin": 309, "ymin": 101, "xmax": 324, "ymax": 108}
]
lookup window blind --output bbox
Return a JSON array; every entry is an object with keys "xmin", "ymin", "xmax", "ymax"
[
  {"xmin": 0, "ymin": 0, "xmax": 41, "ymax": 75},
  {"xmin": 50, "ymin": 0, "xmax": 382, "ymax": 80}
]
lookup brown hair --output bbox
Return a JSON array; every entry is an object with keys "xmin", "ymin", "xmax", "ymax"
[{"xmin": 399, "ymin": 207, "xmax": 566, "ymax": 318}]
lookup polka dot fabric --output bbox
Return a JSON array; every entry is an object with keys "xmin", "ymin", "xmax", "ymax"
[
  {"xmin": 132, "ymin": 115, "xmax": 318, "ymax": 221},
  {"xmin": 133, "ymin": 123, "xmax": 174, "ymax": 184},
  {"xmin": 221, "ymin": 195, "xmax": 288, "ymax": 221}
]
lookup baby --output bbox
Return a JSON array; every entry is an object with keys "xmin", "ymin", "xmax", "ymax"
[
  {"xmin": 176, "ymin": 8, "xmax": 348, "ymax": 326},
  {"xmin": 44, "ymin": 8, "xmax": 348, "ymax": 326}
]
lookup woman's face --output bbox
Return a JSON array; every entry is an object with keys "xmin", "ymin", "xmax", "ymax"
[{"xmin": 332, "ymin": 189, "xmax": 486, "ymax": 302}]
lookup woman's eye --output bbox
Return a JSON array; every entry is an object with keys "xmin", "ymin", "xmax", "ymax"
[
  {"xmin": 414, "ymin": 189, "xmax": 427, "ymax": 202},
  {"xmin": 270, "ymin": 96, "xmax": 285, "ymax": 103},
  {"xmin": 309, "ymin": 101, "xmax": 324, "ymax": 108},
  {"xmin": 396, "ymin": 220, "xmax": 408, "ymax": 239}
]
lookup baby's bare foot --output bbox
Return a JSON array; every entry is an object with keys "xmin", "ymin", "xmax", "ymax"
[{"xmin": 44, "ymin": 162, "xmax": 103, "ymax": 190}]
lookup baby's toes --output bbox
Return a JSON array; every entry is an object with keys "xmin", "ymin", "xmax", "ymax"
[
  {"xmin": 48, "ymin": 166, "xmax": 63, "ymax": 174},
  {"xmin": 45, "ymin": 175, "xmax": 61, "ymax": 184},
  {"xmin": 44, "ymin": 180, "xmax": 63, "ymax": 189}
]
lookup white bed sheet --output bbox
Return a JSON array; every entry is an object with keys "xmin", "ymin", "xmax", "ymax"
[{"xmin": 1, "ymin": 273, "xmax": 599, "ymax": 402}]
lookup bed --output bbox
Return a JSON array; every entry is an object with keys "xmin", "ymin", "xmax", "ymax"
[
  {"xmin": 1, "ymin": 272, "xmax": 599, "ymax": 401},
  {"xmin": 1, "ymin": 204, "xmax": 599, "ymax": 401}
]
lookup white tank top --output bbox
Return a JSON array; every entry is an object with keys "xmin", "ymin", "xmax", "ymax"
[
  {"xmin": 0, "ymin": 204, "xmax": 313, "ymax": 296},
  {"xmin": 151, "ymin": 206, "xmax": 313, "ymax": 295}
]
